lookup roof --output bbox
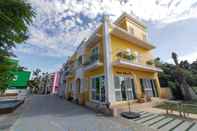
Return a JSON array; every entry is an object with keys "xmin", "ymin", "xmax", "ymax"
[{"xmin": 114, "ymin": 12, "xmax": 146, "ymax": 29}]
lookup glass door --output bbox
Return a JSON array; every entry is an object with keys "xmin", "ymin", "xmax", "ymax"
[
  {"xmin": 114, "ymin": 76, "xmax": 135, "ymax": 101},
  {"xmin": 91, "ymin": 76, "xmax": 105, "ymax": 102}
]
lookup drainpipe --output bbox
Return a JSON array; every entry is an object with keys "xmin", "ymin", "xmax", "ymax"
[{"xmin": 103, "ymin": 15, "xmax": 115, "ymax": 106}]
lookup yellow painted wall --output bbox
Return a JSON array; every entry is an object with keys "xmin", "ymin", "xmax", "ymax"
[
  {"xmin": 65, "ymin": 77, "xmax": 74, "ymax": 98},
  {"xmin": 111, "ymin": 35, "xmax": 153, "ymax": 65},
  {"xmin": 84, "ymin": 66, "xmax": 104, "ymax": 78},
  {"xmin": 83, "ymin": 66, "xmax": 104, "ymax": 102},
  {"xmin": 84, "ymin": 26, "xmax": 104, "ymax": 63},
  {"xmin": 116, "ymin": 17, "xmax": 147, "ymax": 41},
  {"xmin": 125, "ymin": 19, "xmax": 147, "ymax": 41},
  {"xmin": 113, "ymin": 66, "xmax": 160, "ymax": 98}
]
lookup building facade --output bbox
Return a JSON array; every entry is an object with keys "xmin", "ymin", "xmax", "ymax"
[{"xmin": 64, "ymin": 13, "xmax": 162, "ymax": 107}]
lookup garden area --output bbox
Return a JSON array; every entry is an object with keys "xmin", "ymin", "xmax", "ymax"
[{"xmin": 155, "ymin": 100, "xmax": 197, "ymax": 115}]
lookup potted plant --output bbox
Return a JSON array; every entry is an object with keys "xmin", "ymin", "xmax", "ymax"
[{"xmin": 146, "ymin": 60, "xmax": 154, "ymax": 65}]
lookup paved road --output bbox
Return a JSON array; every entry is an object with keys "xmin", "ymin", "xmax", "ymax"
[{"xmin": 8, "ymin": 95, "xmax": 155, "ymax": 131}]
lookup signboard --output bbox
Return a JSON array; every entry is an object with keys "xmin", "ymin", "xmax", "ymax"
[{"xmin": 8, "ymin": 71, "xmax": 31, "ymax": 89}]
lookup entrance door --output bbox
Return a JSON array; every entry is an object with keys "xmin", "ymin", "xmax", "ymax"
[
  {"xmin": 76, "ymin": 79, "xmax": 81, "ymax": 99},
  {"xmin": 91, "ymin": 76, "xmax": 105, "ymax": 102},
  {"xmin": 114, "ymin": 76, "xmax": 136, "ymax": 101},
  {"xmin": 140, "ymin": 79, "xmax": 158, "ymax": 97}
]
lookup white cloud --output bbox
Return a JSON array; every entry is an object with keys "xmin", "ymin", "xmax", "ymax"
[
  {"xmin": 179, "ymin": 52, "xmax": 197, "ymax": 63},
  {"xmin": 18, "ymin": 0, "xmax": 197, "ymax": 58},
  {"xmin": 167, "ymin": 52, "xmax": 197, "ymax": 64}
]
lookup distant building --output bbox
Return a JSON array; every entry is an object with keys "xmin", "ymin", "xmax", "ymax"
[
  {"xmin": 6, "ymin": 71, "xmax": 31, "ymax": 96},
  {"xmin": 51, "ymin": 72, "xmax": 60, "ymax": 94},
  {"xmin": 5, "ymin": 59, "xmax": 31, "ymax": 96}
]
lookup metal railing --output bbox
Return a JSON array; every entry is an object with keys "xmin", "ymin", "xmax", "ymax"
[
  {"xmin": 164, "ymin": 101, "xmax": 197, "ymax": 118},
  {"xmin": 83, "ymin": 54, "xmax": 99, "ymax": 66}
]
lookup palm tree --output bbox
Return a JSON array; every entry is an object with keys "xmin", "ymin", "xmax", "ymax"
[{"xmin": 171, "ymin": 52, "xmax": 192, "ymax": 100}]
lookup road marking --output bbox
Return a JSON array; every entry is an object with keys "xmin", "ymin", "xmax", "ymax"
[
  {"xmin": 134, "ymin": 113, "xmax": 154, "ymax": 121},
  {"xmin": 50, "ymin": 121, "xmax": 65, "ymax": 130},
  {"xmin": 173, "ymin": 121, "xmax": 194, "ymax": 131},
  {"xmin": 150, "ymin": 117, "xmax": 174, "ymax": 129},
  {"xmin": 187, "ymin": 123, "xmax": 197, "ymax": 131},
  {"xmin": 159, "ymin": 119, "xmax": 183, "ymax": 131},
  {"xmin": 137, "ymin": 114, "xmax": 158, "ymax": 123},
  {"xmin": 143, "ymin": 116, "xmax": 165, "ymax": 126}
]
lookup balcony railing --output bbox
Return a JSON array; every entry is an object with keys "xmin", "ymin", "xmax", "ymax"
[
  {"xmin": 115, "ymin": 51, "xmax": 155, "ymax": 67},
  {"xmin": 83, "ymin": 54, "xmax": 99, "ymax": 66}
]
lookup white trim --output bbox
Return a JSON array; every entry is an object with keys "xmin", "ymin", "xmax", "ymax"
[
  {"xmin": 83, "ymin": 61, "xmax": 103, "ymax": 71},
  {"xmin": 113, "ymin": 59, "xmax": 163, "ymax": 72},
  {"xmin": 103, "ymin": 16, "xmax": 115, "ymax": 104},
  {"xmin": 114, "ymin": 75, "xmax": 135, "ymax": 101},
  {"xmin": 89, "ymin": 74, "xmax": 105, "ymax": 104}
]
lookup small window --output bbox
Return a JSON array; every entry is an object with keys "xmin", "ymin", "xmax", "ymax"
[
  {"xmin": 91, "ymin": 47, "xmax": 99, "ymax": 61},
  {"xmin": 142, "ymin": 34, "xmax": 146, "ymax": 41},
  {"xmin": 128, "ymin": 26, "xmax": 134, "ymax": 35},
  {"xmin": 77, "ymin": 56, "xmax": 82, "ymax": 65}
]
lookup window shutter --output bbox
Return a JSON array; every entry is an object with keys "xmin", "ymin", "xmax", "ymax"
[
  {"xmin": 153, "ymin": 80, "xmax": 159, "ymax": 97},
  {"xmin": 150, "ymin": 80, "xmax": 156, "ymax": 97},
  {"xmin": 114, "ymin": 76, "xmax": 122, "ymax": 101},
  {"xmin": 114, "ymin": 76, "xmax": 120, "ymax": 89},
  {"xmin": 131, "ymin": 79, "xmax": 137, "ymax": 99},
  {"xmin": 140, "ymin": 79, "xmax": 145, "ymax": 93}
]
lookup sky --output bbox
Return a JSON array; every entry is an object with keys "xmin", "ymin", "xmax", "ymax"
[{"xmin": 14, "ymin": 0, "xmax": 197, "ymax": 72}]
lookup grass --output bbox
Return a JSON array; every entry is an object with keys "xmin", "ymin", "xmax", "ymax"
[
  {"xmin": 191, "ymin": 87, "xmax": 197, "ymax": 93},
  {"xmin": 155, "ymin": 101, "xmax": 197, "ymax": 114}
]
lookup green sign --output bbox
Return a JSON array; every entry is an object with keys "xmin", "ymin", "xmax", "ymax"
[{"xmin": 8, "ymin": 71, "xmax": 31, "ymax": 89}]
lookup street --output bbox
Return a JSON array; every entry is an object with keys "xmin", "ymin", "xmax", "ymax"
[{"xmin": 0, "ymin": 95, "xmax": 154, "ymax": 131}]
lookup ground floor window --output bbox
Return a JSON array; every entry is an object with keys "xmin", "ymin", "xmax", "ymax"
[
  {"xmin": 91, "ymin": 75, "xmax": 105, "ymax": 102},
  {"xmin": 140, "ymin": 79, "xmax": 158, "ymax": 97},
  {"xmin": 114, "ymin": 76, "xmax": 136, "ymax": 101}
]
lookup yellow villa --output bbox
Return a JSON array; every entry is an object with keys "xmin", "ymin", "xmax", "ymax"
[{"xmin": 64, "ymin": 13, "xmax": 162, "ymax": 108}]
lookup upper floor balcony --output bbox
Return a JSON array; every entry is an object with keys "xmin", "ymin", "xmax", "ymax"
[
  {"xmin": 113, "ymin": 50, "xmax": 162, "ymax": 72},
  {"xmin": 83, "ymin": 53, "xmax": 103, "ymax": 71}
]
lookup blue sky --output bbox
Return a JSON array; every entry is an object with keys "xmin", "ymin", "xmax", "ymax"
[{"xmin": 14, "ymin": 0, "xmax": 197, "ymax": 72}]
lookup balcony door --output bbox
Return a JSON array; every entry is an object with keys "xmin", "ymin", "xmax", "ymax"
[
  {"xmin": 140, "ymin": 79, "xmax": 158, "ymax": 97},
  {"xmin": 91, "ymin": 75, "xmax": 105, "ymax": 102},
  {"xmin": 114, "ymin": 76, "xmax": 136, "ymax": 101}
]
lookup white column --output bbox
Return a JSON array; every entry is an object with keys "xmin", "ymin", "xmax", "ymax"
[{"xmin": 103, "ymin": 16, "xmax": 115, "ymax": 104}]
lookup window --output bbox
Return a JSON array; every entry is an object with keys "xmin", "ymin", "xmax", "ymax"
[
  {"xmin": 114, "ymin": 76, "xmax": 136, "ymax": 101},
  {"xmin": 140, "ymin": 79, "xmax": 158, "ymax": 97},
  {"xmin": 91, "ymin": 76, "xmax": 105, "ymax": 102},
  {"xmin": 128, "ymin": 26, "xmax": 134, "ymax": 35},
  {"xmin": 142, "ymin": 34, "xmax": 146, "ymax": 41},
  {"xmin": 77, "ymin": 56, "xmax": 82, "ymax": 65},
  {"xmin": 91, "ymin": 47, "xmax": 99, "ymax": 62}
]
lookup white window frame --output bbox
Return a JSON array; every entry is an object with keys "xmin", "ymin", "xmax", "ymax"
[
  {"xmin": 91, "ymin": 46, "xmax": 99, "ymax": 61},
  {"xmin": 142, "ymin": 79, "xmax": 154, "ymax": 97},
  {"xmin": 114, "ymin": 75, "xmax": 135, "ymax": 101},
  {"xmin": 90, "ymin": 74, "xmax": 105, "ymax": 103}
]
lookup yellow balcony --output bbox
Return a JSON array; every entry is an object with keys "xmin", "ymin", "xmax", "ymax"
[
  {"xmin": 113, "ymin": 51, "xmax": 162, "ymax": 72},
  {"xmin": 83, "ymin": 54, "xmax": 103, "ymax": 71}
]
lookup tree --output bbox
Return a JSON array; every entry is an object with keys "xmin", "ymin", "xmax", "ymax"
[
  {"xmin": 29, "ymin": 68, "xmax": 42, "ymax": 93},
  {"xmin": 0, "ymin": 0, "xmax": 35, "ymax": 56},
  {"xmin": 171, "ymin": 52, "xmax": 192, "ymax": 100},
  {"xmin": 0, "ymin": 0, "xmax": 35, "ymax": 94}
]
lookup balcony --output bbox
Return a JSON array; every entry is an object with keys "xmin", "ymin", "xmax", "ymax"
[
  {"xmin": 111, "ymin": 23, "xmax": 155, "ymax": 50},
  {"xmin": 65, "ymin": 69, "xmax": 75, "ymax": 79},
  {"xmin": 83, "ymin": 54, "xmax": 103, "ymax": 71},
  {"xmin": 113, "ymin": 51, "xmax": 162, "ymax": 72}
]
